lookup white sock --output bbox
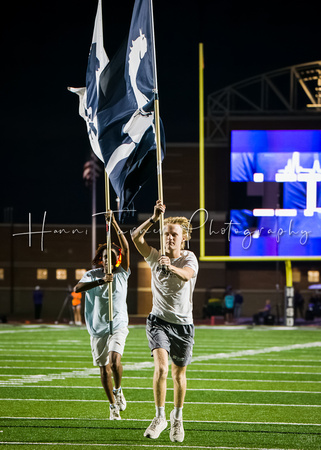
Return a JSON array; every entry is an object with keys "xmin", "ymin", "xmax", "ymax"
[
  {"xmin": 156, "ymin": 406, "xmax": 165, "ymax": 418},
  {"xmin": 113, "ymin": 386, "xmax": 121, "ymax": 394},
  {"xmin": 109, "ymin": 403, "xmax": 117, "ymax": 410},
  {"xmin": 174, "ymin": 406, "xmax": 183, "ymax": 420}
]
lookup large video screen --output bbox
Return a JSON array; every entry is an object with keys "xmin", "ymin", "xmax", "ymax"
[{"xmin": 230, "ymin": 130, "xmax": 321, "ymax": 257}]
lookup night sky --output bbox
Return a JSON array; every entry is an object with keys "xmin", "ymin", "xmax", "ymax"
[{"xmin": 2, "ymin": 0, "xmax": 320, "ymax": 225}]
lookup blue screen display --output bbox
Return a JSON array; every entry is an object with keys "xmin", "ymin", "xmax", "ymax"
[{"xmin": 230, "ymin": 130, "xmax": 321, "ymax": 257}]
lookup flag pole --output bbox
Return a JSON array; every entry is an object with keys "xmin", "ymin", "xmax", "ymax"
[
  {"xmin": 154, "ymin": 95, "xmax": 165, "ymax": 256},
  {"xmin": 199, "ymin": 43, "xmax": 206, "ymax": 259},
  {"xmin": 104, "ymin": 171, "xmax": 113, "ymax": 335},
  {"xmin": 150, "ymin": 0, "xmax": 165, "ymax": 257}
]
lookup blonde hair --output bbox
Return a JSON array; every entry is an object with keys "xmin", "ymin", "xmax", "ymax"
[{"xmin": 164, "ymin": 216, "xmax": 192, "ymax": 249}]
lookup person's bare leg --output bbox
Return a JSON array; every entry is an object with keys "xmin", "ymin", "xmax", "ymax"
[
  {"xmin": 152, "ymin": 348, "xmax": 169, "ymax": 408},
  {"xmin": 109, "ymin": 351, "xmax": 123, "ymax": 389},
  {"xmin": 109, "ymin": 350, "xmax": 126, "ymax": 411},
  {"xmin": 170, "ymin": 362, "xmax": 187, "ymax": 442},
  {"xmin": 171, "ymin": 363, "xmax": 187, "ymax": 408},
  {"xmin": 75, "ymin": 306, "xmax": 81, "ymax": 324},
  {"xmin": 144, "ymin": 348, "xmax": 168, "ymax": 439},
  {"xmin": 99, "ymin": 365, "xmax": 115, "ymax": 404}
]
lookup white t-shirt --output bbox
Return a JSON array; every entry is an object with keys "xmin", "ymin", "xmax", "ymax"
[
  {"xmin": 145, "ymin": 247, "xmax": 198, "ymax": 325},
  {"xmin": 80, "ymin": 266, "xmax": 130, "ymax": 337}
]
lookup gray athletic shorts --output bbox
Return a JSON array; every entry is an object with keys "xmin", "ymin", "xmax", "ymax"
[
  {"xmin": 90, "ymin": 327, "xmax": 129, "ymax": 367},
  {"xmin": 146, "ymin": 314, "xmax": 194, "ymax": 367}
]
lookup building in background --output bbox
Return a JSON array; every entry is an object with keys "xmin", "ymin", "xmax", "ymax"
[{"xmin": 1, "ymin": 63, "xmax": 321, "ymax": 322}]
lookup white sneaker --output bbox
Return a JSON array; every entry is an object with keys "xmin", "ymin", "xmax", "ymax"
[
  {"xmin": 144, "ymin": 417, "xmax": 167, "ymax": 439},
  {"xmin": 114, "ymin": 389, "xmax": 126, "ymax": 411},
  {"xmin": 170, "ymin": 410, "xmax": 184, "ymax": 442},
  {"xmin": 109, "ymin": 404, "xmax": 121, "ymax": 420}
]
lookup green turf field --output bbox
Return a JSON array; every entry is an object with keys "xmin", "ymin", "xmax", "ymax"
[{"xmin": 0, "ymin": 324, "xmax": 320, "ymax": 449}]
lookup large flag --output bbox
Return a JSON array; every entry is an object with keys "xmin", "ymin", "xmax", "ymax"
[
  {"xmin": 68, "ymin": 0, "xmax": 109, "ymax": 161},
  {"xmin": 70, "ymin": 0, "xmax": 165, "ymax": 219}
]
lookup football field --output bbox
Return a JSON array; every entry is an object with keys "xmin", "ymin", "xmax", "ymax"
[{"xmin": 0, "ymin": 324, "xmax": 320, "ymax": 449}]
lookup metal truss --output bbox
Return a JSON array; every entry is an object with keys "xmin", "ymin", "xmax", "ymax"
[{"xmin": 206, "ymin": 61, "xmax": 321, "ymax": 142}]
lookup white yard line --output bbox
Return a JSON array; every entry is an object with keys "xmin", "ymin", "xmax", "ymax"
[
  {"xmin": 1, "ymin": 376, "xmax": 321, "ymax": 385},
  {"xmin": 0, "ymin": 442, "xmax": 300, "ymax": 450},
  {"xmin": 191, "ymin": 342, "xmax": 321, "ymax": 362},
  {"xmin": 0, "ymin": 355, "xmax": 88, "ymax": 359},
  {"xmin": 0, "ymin": 359, "xmax": 90, "ymax": 363},
  {"xmin": 1, "ymin": 416, "xmax": 320, "ymax": 428},
  {"xmin": 0, "ymin": 326, "xmax": 71, "ymax": 334},
  {"xmin": 0, "ymin": 385, "xmax": 320, "ymax": 394},
  {"xmin": 191, "ymin": 363, "xmax": 321, "ymax": 368},
  {"xmin": 0, "ymin": 349, "xmax": 90, "ymax": 354},
  {"xmin": 1, "ymin": 359, "xmax": 321, "ymax": 366},
  {"xmin": 0, "ymin": 368, "xmax": 98, "ymax": 386},
  {"xmin": 256, "ymin": 358, "xmax": 321, "ymax": 362},
  {"xmin": 0, "ymin": 343, "xmax": 320, "ymax": 358},
  {"xmin": 1, "ymin": 398, "xmax": 321, "ymax": 407},
  {"xmin": 0, "ymin": 367, "xmax": 88, "ymax": 370},
  {"xmin": 2, "ymin": 366, "xmax": 321, "ymax": 375},
  {"xmin": 0, "ymin": 346, "xmax": 148, "ymax": 352},
  {"xmin": 188, "ymin": 369, "xmax": 321, "ymax": 375},
  {"xmin": 0, "ymin": 341, "xmax": 320, "ymax": 387},
  {"xmin": 123, "ymin": 387, "xmax": 321, "ymax": 393}
]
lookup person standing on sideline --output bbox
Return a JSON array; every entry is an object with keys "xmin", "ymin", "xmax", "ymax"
[
  {"xmin": 33, "ymin": 286, "xmax": 43, "ymax": 322},
  {"xmin": 233, "ymin": 290, "xmax": 243, "ymax": 321},
  {"xmin": 294, "ymin": 289, "xmax": 304, "ymax": 321},
  {"xmin": 131, "ymin": 200, "xmax": 199, "ymax": 442},
  {"xmin": 71, "ymin": 290, "xmax": 82, "ymax": 325},
  {"xmin": 74, "ymin": 211, "xmax": 130, "ymax": 420},
  {"xmin": 223, "ymin": 286, "xmax": 235, "ymax": 324}
]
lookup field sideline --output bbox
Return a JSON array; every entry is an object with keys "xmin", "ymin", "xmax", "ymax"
[{"xmin": 0, "ymin": 324, "xmax": 320, "ymax": 449}]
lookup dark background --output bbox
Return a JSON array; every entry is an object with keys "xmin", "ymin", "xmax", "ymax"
[{"xmin": 2, "ymin": 0, "xmax": 320, "ymax": 225}]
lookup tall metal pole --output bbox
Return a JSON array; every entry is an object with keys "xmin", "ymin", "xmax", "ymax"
[
  {"xmin": 150, "ymin": 0, "xmax": 165, "ymax": 255},
  {"xmin": 284, "ymin": 260, "xmax": 294, "ymax": 327},
  {"xmin": 154, "ymin": 94, "xmax": 165, "ymax": 256},
  {"xmin": 5, "ymin": 207, "xmax": 15, "ymax": 315},
  {"xmin": 199, "ymin": 42, "xmax": 206, "ymax": 259}
]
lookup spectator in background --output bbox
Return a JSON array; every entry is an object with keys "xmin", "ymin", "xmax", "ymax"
[
  {"xmin": 224, "ymin": 286, "xmax": 235, "ymax": 324},
  {"xmin": 71, "ymin": 291, "xmax": 82, "ymax": 325},
  {"xmin": 234, "ymin": 290, "xmax": 243, "ymax": 321},
  {"xmin": 294, "ymin": 289, "xmax": 304, "ymax": 321},
  {"xmin": 253, "ymin": 299, "xmax": 271, "ymax": 325},
  {"xmin": 33, "ymin": 286, "xmax": 43, "ymax": 322},
  {"xmin": 305, "ymin": 298, "xmax": 315, "ymax": 321}
]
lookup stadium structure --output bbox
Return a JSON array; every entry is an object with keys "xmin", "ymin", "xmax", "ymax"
[{"xmin": 1, "ymin": 62, "xmax": 321, "ymax": 325}]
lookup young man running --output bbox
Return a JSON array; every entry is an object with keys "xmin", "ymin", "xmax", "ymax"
[
  {"xmin": 131, "ymin": 200, "xmax": 198, "ymax": 442},
  {"xmin": 74, "ymin": 211, "xmax": 130, "ymax": 420}
]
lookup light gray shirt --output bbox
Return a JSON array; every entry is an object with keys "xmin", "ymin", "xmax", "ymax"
[
  {"xmin": 145, "ymin": 247, "xmax": 198, "ymax": 325},
  {"xmin": 81, "ymin": 267, "xmax": 130, "ymax": 337}
]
